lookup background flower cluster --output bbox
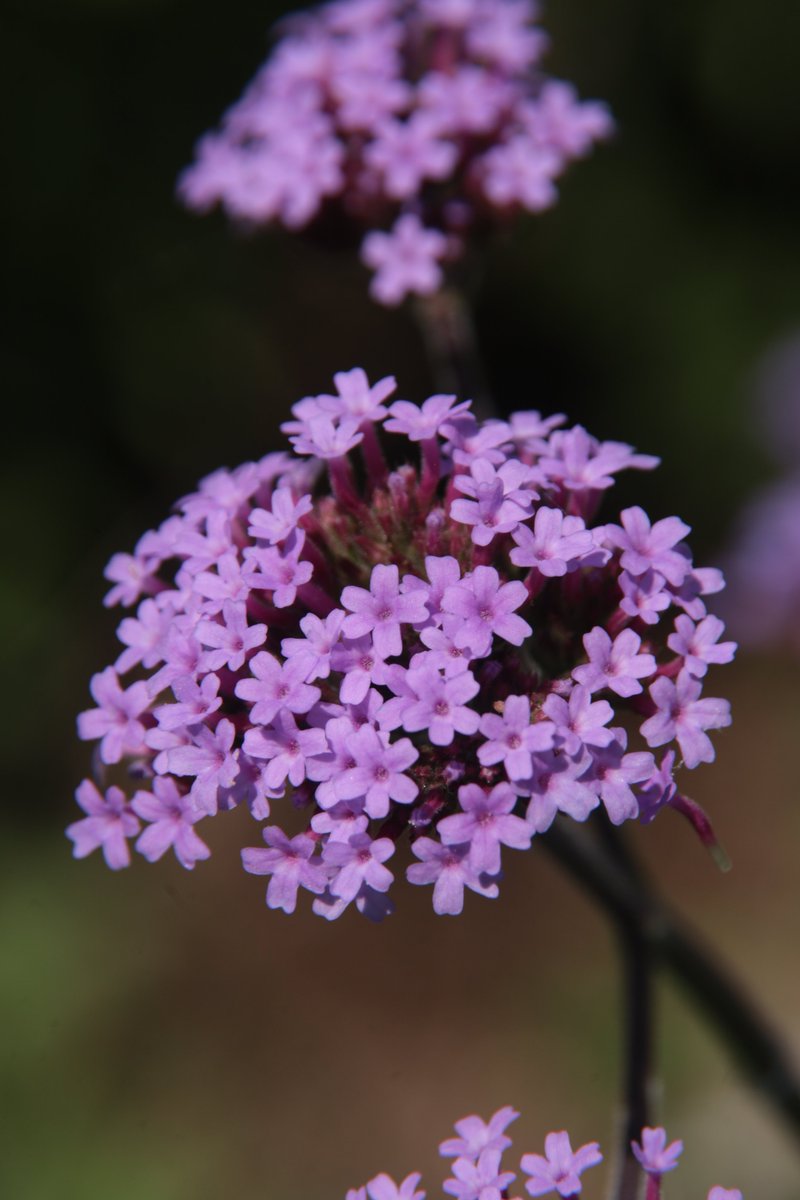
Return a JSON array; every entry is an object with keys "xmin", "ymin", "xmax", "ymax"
[{"xmin": 179, "ymin": 0, "xmax": 612, "ymax": 303}]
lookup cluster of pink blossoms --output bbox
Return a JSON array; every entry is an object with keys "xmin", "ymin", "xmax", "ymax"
[
  {"xmin": 178, "ymin": 0, "xmax": 612, "ymax": 305},
  {"xmin": 69, "ymin": 368, "xmax": 735, "ymax": 920},
  {"xmin": 344, "ymin": 1107, "xmax": 742, "ymax": 1199}
]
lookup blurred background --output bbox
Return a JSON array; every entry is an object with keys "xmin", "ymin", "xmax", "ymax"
[{"xmin": 2, "ymin": 0, "xmax": 800, "ymax": 1195}]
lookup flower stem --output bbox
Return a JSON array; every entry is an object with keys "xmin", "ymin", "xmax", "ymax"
[
  {"xmin": 541, "ymin": 820, "xmax": 800, "ymax": 1151},
  {"xmin": 599, "ymin": 824, "xmax": 653, "ymax": 1200},
  {"xmin": 413, "ymin": 286, "xmax": 494, "ymax": 419}
]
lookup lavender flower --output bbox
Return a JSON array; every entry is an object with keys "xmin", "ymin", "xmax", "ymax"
[
  {"xmin": 631, "ymin": 1126, "xmax": 683, "ymax": 1175},
  {"xmin": 342, "ymin": 1108, "xmax": 740, "ymax": 1200},
  {"xmin": 72, "ymin": 370, "xmax": 734, "ymax": 919},
  {"xmin": 520, "ymin": 1131, "xmax": 602, "ymax": 1197},
  {"xmin": 178, "ymin": 0, "xmax": 612, "ymax": 304}
]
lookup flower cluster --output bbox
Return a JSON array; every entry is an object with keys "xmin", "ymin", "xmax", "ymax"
[
  {"xmin": 344, "ymin": 1107, "xmax": 742, "ymax": 1199},
  {"xmin": 178, "ymin": 0, "xmax": 612, "ymax": 305},
  {"xmin": 69, "ymin": 367, "xmax": 735, "ymax": 920}
]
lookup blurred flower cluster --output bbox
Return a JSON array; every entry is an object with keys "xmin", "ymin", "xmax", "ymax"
[
  {"xmin": 178, "ymin": 0, "xmax": 611, "ymax": 304},
  {"xmin": 724, "ymin": 332, "xmax": 800, "ymax": 652},
  {"xmin": 344, "ymin": 1106, "xmax": 742, "ymax": 1199},
  {"xmin": 69, "ymin": 367, "xmax": 735, "ymax": 919}
]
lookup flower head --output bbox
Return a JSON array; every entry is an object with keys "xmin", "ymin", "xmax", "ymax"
[
  {"xmin": 631, "ymin": 1126, "xmax": 683, "ymax": 1175},
  {"xmin": 72, "ymin": 370, "xmax": 733, "ymax": 919},
  {"xmin": 178, "ymin": 0, "xmax": 612, "ymax": 304}
]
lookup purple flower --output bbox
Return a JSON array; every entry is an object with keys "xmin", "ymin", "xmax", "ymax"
[
  {"xmin": 331, "ymin": 636, "xmax": 390, "ymax": 704},
  {"xmin": 444, "ymin": 1147, "xmax": 516, "ymax": 1200},
  {"xmin": 365, "ymin": 114, "xmax": 458, "ymax": 199},
  {"xmin": 525, "ymin": 81, "xmax": 613, "ymax": 158},
  {"xmin": 478, "ymin": 696, "xmax": 555, "ymax": 781},
  {"xmin": 242, "ymin": 535, "xmax": 315, "ymax": 607},
  {"xmin": 667, "ymin": 615, "xmax": 737, "ymax": 678},
  {"xmin": 442, "ymin": 567, "xmax": 532, "ymax": 657},
  {"xmin": 196, "ymin": 599, "xmax": 267, "ymax": 671},
  {"xmin": 438, "ymin": 782, "xmax": 532, "ymax": 875},
  {"xmin": 235, "ymin": 652, "xmax": 321, "ymax": 725},
  {"xmin": 440, "ymin": 1108, "xmax": 519, "ymax": 1160},
  {"xmin": 399, "ymin": 666, "xmax": 481, "ymax": 745},
  {"xmin": 630, "ymin": 1127, "xmax": 683, "ymax": 1175},
  {"xmin": 480, "ymin": 137, "xmax": 559, "ymax": 211},
  {"xmin": 289, "ymin": 414, "xmax": 364, "ymax": 460},
  {"xmin": 115, "ymin": 597, "xmax": 172, "ymax": 673},
  {"xmin": 366, "ymin": 1174, "xmax": 425, "ymax": 1200},
  {"xmin": 450, "ymin": 477, "xmax": 529, "ymax": 545},
  {"xmin": 241, "ymin": 828, "xmax": 327, "ymax": 913},
  {"xmin": 167, "ymin": 718, "xmax": 239, "ymax": 814},
  {"xmin": 641, "ymin": 672, "xmax": 732, "ymax": 769},
  {"xmin": 407, "ymin": 839, "xmax": 499, "ymax": 914},
  {"xmin": 244, "ymin": 710, "xmax": 328, "ymax": 791},
  {"xmin": 520, "ymin": 1132, "xmax": 602, "ymax": 1197},
  {"xmin": 587, "ymin": 739, "xmax": 655, "ymax": 825},
  {"xmin": 362, "ymin": 215, "xmax": 449, "ymax": 306},
  {"xmin": 450, "ymin": 459, "xmax": 536, "ymax": 545},
  {"xmin": 572, "ymin": 628, "xmax": 656, "ymax": 698},
  {"xmin": 103, "ymin": 548, "xmax": 160, "ymax": 608},
  {"xmin": 521, "ymin": 751, "xmax": 599, "ymax": 830},
  {"xmin": 132, "ymin": 776, "xmax": 211, "ymax": 870},
  {"xmin": 281, "ymin": 610, "xmax": 346, "ymax": 682},
  {"xmin": 77, "ymin": 668, "xmax": 149, "ymax": 764},
  {"xmin": 319, "ymin": 367, "xmax": 397, "ymax": 423},
  {"xmin": 540, "ymin": 427, "xmax": 658, "ymax": 494},
  {"xmin": 619, "ymin": 568, "xmax": 671, "ymax": 625},
  {"xmin": 510, "ymin": 508, "xmax": 595, "ymax": 577},
  {"xmin": 607, "ymin": 507, "xmax": 691, "ymax": 587},
  {"xmin": 707, "ymin": 1190, "xmax": 742, "ymax": 1200},
  {"xmin": 247, "ymin": 488, "xmax": 313, "ymax": 544},
  {"xmin": 385, "ymin": 392, "xmax": 472, "ymax": 442},
  {"xmin": 342, "ymin": 564, "xmax": 429, "ymax": 658},
  {"xmin": 542, "ymin": 686, "xmax": 615, "ymax": 757},
  {"xmin": 152, "ymin": 673, "xmax": 221, "ymax": 732},
  {"xmin": 324, "ymin": 832, "xmax": 395, "ymax": 903},
  {"xmin": 336, "ymin": 725, "xmax": 419, "ymax": 817},
  {"xmin": 66, "ymin": 781, "xmax": 140, "ymax": 870}
]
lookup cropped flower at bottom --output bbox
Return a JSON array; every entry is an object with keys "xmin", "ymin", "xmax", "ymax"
[{"xmin": 344, "ymin": 1110, "xmax": 741, "ymax": 1200}]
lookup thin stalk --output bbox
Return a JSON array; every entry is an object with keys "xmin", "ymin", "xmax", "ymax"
[
  {"xmin": 414, "ymin": 287, "xmax": 494, "ymax": 418},
  {"xmin": 541, "ymin": 820, "xmax": 800, "ymax": 1148}
]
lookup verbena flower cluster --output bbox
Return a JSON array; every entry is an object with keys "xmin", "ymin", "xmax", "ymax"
[
  {"xmin": 178, "ymin": 0, "xmax": 612, "ymax": 305},
  {"xmin": 344, "ymin": 1107, "xmax": 742, "ymax": 1199},
  {"xmin": 69, "ymin": 368, "xmax": 735, "ymax": 920}
]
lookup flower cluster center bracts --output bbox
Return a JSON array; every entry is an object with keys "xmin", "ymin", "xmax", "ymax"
[
  {"xmin": 178, "ymin": 0, "xmax": 612, "ymax": 305},
  {"xmin": 69, "ymin": 368, "xmax": 736, "ymax": 919}
]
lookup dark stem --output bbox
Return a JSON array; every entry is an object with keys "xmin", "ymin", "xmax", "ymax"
[
  {"xmin": 541, "ymin": 820, "xmax": 800, "ymax": 1149},
  {"xmin": 598, "ymin": 824, "xmax": 653, "ymax": 1200},
  {"xmin": 614, "ymin": 923, "xmax": 653, "ymax": 1200},
  {"xmin": 413, "ymin": 287, "xmax": 494, "ymax": 418}
]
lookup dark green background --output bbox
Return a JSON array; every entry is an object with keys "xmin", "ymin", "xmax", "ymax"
[{"xmin": 2, "ymin": 1, "xmax": 800, "ymax": 1196}]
